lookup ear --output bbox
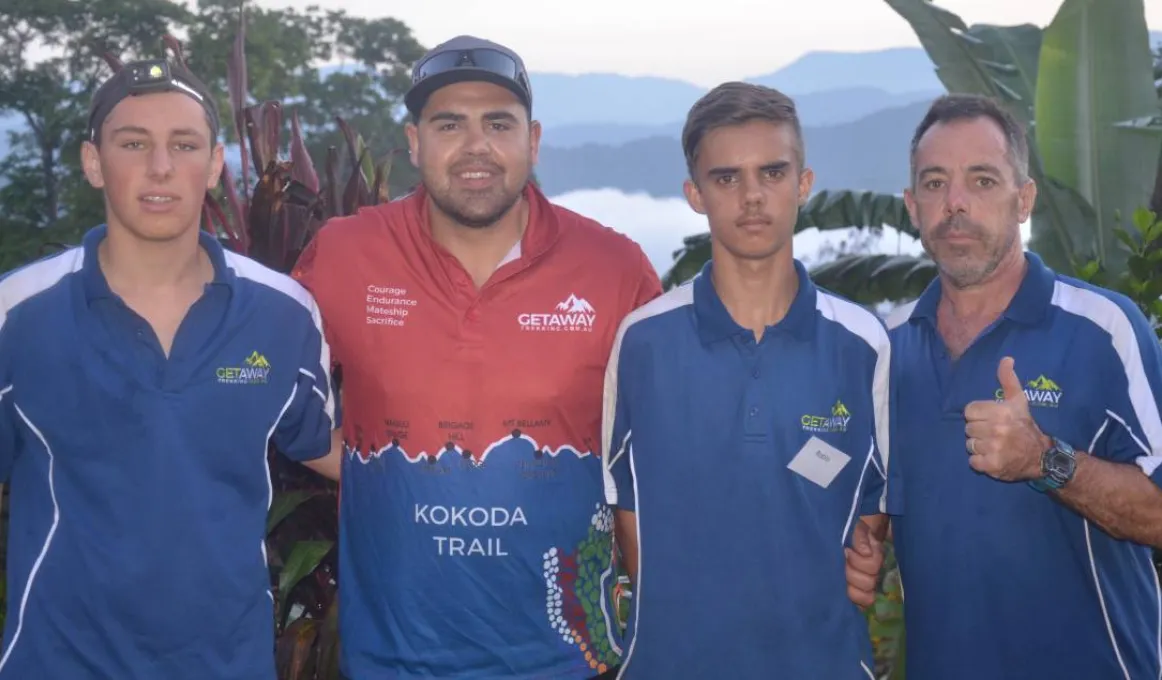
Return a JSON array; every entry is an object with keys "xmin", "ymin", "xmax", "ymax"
[
  {"xmin": 683, "ymin": 178, "xmax": 706, "ymax": 215},
  {"xmin": 81, "ymin": 140, "xmax": 105, "ymax": 189},
  {"xmin": 1017, "ymin": 177, "xmax": 1037, "ymax": 223},
  {"xmin": 206, "ymin": 142, "xmax": 226, "ymax": 190},
  {"xmin": 528, "ymin": 119, "xmax": 542, "ymax": 166},
  {"xmin": 405, "ymin": 122, "xmax": 420, "ymax": 169},
  {"xmin": 797, "ymin": 166, "xmax": 815, "ymax": 206}
]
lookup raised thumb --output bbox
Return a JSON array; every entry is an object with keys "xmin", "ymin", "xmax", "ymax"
[{"xmin": 998, "ymin": 356, "xmax": 1026, "ymax": 404}]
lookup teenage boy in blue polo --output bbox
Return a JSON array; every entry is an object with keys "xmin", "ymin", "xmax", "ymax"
[
  {"xmin": 602, "ymin": 82, "xmax": 894, "ymax": 679},
  {"xmin": 0, "ymin": 59, "xmax": 337, "ymax": 679},
  {"xmin": 850, "ymin": 93, "xmax": 1162, "ymax": 679}
]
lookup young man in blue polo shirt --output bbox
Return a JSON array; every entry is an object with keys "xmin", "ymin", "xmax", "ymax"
[
  {"xmin": 602, "ymin": 81, "xmax": 894, "ymax": 679},
  {"xmin": 859, "ymin": 93, "xmax": 1162, "ymax": 678},
  {"xmin": 0, "ymin": 59, "xmax": 337, "ymax": 679}
]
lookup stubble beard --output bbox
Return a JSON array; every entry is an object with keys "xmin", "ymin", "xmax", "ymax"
[
  {"xmin": 924, "ymin": 201, "xmax": 1021, "ymax": 290},
  {"xmin": 426, "ymin": 163, "xmax": 529, "ymax": 229}
]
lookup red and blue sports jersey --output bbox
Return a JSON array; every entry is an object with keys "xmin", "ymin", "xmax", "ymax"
[{"xmin": 293, "ymin": 183, "xmax": 661, "ymax": 679}]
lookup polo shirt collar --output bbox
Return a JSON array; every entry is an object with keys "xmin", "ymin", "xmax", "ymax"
[
  {"xmin": 81, "ymin": 224, "xmax": 236, "ymax": 304},
  {"xmin": 693, "ymin": 257, "xmax": 817, "ymax": 345},
  {"xmin": 905, "ymin": 251, "xmax": 1054, "ymax": 327}
]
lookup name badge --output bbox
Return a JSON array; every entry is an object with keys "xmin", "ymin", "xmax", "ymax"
[{"xmin": 787, "ymin": 436, "xmax": 851, "ymax": 489}]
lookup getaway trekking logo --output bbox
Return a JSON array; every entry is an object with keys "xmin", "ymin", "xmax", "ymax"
[
  {"xmin": 995, "ymin": 374, "xmax": 1062, "ymax": 407},
  {"xmin": 800, "ymin": 399, "xmax": 851, "ymax": 433},
  {"xmin": 216, "ymin": 351, "xmax": 271, "ymax": 385},
  {"xmin": 518, "ymin": 294, "xmax": 597, "ymax": 332}
]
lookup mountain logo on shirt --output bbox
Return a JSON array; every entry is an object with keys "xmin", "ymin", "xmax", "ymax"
[
  {"xmin": 517, "ymin": 294, "xmax": 597, "ymax": 333},
  {"xmin": 801, "ymin": 399, "xmax": 851, "ymax": 433},
  {"xmin": 216, "ymin": 351, "xmax": 272, "ymax": 385},
  {"xmin": 556, "ymin": 294, "xmax": 595, "ymax": 314},
  {"xmin": 994, "ymin": 374, "xmax": 1062, "ymax": 407}
]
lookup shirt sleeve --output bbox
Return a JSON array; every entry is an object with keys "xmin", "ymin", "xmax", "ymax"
[
  {"xmin": 291, "ymin": 227, "xmax": 344, "ymax": 431},
  {"xmin": 1088, "ymin": 298, "xmax": 1162, "ymax": 489},
  {"xmin": 632, "ymin": 247, "xmax": 663, "ymax": 309},
  {"xmin": 883, "ymin": 338, "xmax": 906, "ymax": 516},
  {"xmin": 860, "ymin": 324, "xmax": 896, "ymax": 517},
  {"xmin": 602, "ymin": 323, "xmax": 636, "ymax": 511},
  {"xmin": 271, "ymin": 295, "xmax": 337, "ymax": 462},
  {"xmin": 0, "ymin": 330, "xmax": 16, "ymax": 482}
]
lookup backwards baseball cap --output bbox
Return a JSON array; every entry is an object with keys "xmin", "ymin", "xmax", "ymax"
[
  {"xmin": 404, "ymin": 35, "xmax": 532, "ymax": 119},
  {"xmin": 87, "ymin": 59, "xmax": 220, "ymax": 143}
]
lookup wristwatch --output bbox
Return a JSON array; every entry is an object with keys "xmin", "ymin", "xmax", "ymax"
[{"xmin": 1029, "ymin": 437, "xmax": 1077, "ymax": 492}]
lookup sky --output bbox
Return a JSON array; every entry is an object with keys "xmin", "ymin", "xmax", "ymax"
[
  {"xmin": 258, "ymin": 0, "xmax": 1162, "ymax": 87},
  {"xmin": 250, "ymin": 0, "xmax": 1147, "ymax": 276}
]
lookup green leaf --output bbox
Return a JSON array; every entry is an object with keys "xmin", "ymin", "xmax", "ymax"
[
  {"xmin": 1115, "ymin": 227, "xmax": 1140, "ymax": 252},
  {"xmin": 1026, "ymin": 175, "xmax": 1099, "ymax": 270},
  {"xmin": 809, "ymin": 254, "xmax": 938, "ymax": 305},
  {"xmin": 1129, "ymin": 253, "xmax": 1152, "ymax": 281},
  {"xmin": 1131, "ymin": 206, "xmax": 1156, "ymax": 233},
  {"xmin": 1075, "ymin": 259, "xmax": 1101, "ymax": 280},
  {"xmin": 266, "ymin": 491, "xmax": 322, "ymax": 535},
  {"xmin": 277, "ymin": 541, "xmax": 334, "ymax": 618},
  {"xmin": 1033, "ymin": 0, "xmax": 1162, "ymax": 275},
  {"xmin": 797, "ymin": 190, "xmax": 918, "ymax": 239},
  {"xmin": 882, "ymin": 0, "xmax": 1043, "ymax": 124}
]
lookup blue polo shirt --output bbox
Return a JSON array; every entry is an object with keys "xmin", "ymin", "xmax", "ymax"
[
  {"xmin": 887, "ymin": 252, "xmax": 1162, "ymax": 680},
  {"xmin": 0, "ymin": 225, "xmax": 335, "ymax": 679},
  {"xmin": 603, "ymin": 260, "xmax": 895, "ymax": 680}
]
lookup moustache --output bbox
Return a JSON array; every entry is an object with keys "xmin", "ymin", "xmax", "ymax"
[{"xmin": 932, "ymin": 214, "xmax": 984, "ymax": 240}]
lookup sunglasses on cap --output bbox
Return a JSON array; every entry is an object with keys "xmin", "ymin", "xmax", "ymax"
[{"xmin": 412, "ymin": 48, "xmax": 531, "ymax": 94}]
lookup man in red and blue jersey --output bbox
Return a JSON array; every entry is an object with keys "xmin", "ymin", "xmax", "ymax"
[
  {"xmin": 0, "ymin": 59, "xmax": 336, "ymax": 678},
  {"xmin": 293, "ymin": 35, "xmax": 661, "ymax": 679}
]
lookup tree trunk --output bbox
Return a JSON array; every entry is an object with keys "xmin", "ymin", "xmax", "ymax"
[
  {"xmin": 1152, "ymin": 152, "xmax": 1162, "ymax": 217},
  {"xmin": 23, "ymin": 112, "xmax": 59, "ymax": 226},
  {"xmin": 40, "ymin": 139, "xmax": 58, "ymax": 224}
]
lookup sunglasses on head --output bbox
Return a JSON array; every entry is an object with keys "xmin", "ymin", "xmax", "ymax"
[{"xmin": 413, "ymin": 48, "xmax": 530, "ymax": 93}]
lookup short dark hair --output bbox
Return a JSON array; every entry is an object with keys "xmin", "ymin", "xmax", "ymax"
[
  {"xmin": 910, "ymin": 93, "xmax": 1029, "ymax": 185},
  {"xmin": 681, "ymin": 82, "xmax": 804, "ymax": 179}
]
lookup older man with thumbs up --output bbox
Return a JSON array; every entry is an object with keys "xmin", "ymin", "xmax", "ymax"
[{"xmin": 847, "ymin": 93, "xmax": 1162, "ymax": 680}]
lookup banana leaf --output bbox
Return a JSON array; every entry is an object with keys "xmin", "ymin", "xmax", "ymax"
[
  {"xmin": 1031, "ymin": 0, "xmax": 1161, "ymax": 274},
  {"xmin": 882, "ymin": 0, "xmax": 1043, "ymax": 124},
  {"xmin": 809, "ymin": 253, "xmax": 936, "ymax": 305}
]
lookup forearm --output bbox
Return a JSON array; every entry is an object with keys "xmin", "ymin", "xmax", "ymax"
[
  {"xmin": 1054, "ymin": 451, "xmax": 1162, "ymax": 547},
  {"xmin": 614, "ymin": 509, "xmax": 638, "ymax": 584}
]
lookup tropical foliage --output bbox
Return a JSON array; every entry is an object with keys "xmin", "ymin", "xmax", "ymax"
[
  {"xmin": 0, "ymin": 0, "xmax": 421, "ymax": 247},
  {"xmin": 662, "ymin": 0, "xmax": 1162, "ymax": 309}
]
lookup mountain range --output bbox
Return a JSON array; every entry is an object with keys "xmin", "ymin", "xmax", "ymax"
[{"xmin": 1, "ymin": 33, "xmax": 1159, "ymax": 199}]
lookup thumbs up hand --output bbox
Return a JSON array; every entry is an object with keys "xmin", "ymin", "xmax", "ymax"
[{"xmin": 963, "ymin": 357, "xmax": 1051, "ymax": 482}]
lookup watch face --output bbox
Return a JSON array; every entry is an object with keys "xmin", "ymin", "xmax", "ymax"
[{"xmin": 1045, "ymin": 448, "xmax": 1076, "ymax": 478}]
